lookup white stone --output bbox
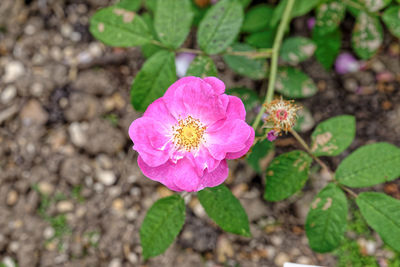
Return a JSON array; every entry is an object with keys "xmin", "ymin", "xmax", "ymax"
[
  {"xmin": 43, "ymin": 227, "xmax": 55, "ymax": 239},
  {"xmin": 3, "ymin": 61, "xmax": 24, "ymax": 83},
  {"xmin": 57, "ymin": 201, "xmax": 74, "ymax": 213},
  {"xmin": 96, "ymin": 169, "xmax": 116, "ymax": 186},
  {"xmin": 127, "ymin": 253, "xmax": 138, "ymax": 264},
  {"xmin": 108, "ymin": 258, "xmax": 122, "ymax": 267},
  {"xmin": 68, "ymin": 122, "xmax": 87, "ymax": 147},
  {"xmin": 1, "ymin": 85, "xmax": 17, "ymax": 104}
]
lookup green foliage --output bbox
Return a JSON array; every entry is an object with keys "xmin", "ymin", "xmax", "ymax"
[
  {"xmin": 271, "ymin": 0, "xmax": 321, "ymax": 27},
  {"xmin": 226, "ymin": 87, "xmax": 260, "ymax": 112},
  {"xmin": 154, "ymin": 0, "xmax": 193, "ymax": 49},
  {"xmin": 306, "ymin": 183, "xmax": 348, "ymax": 253},
  {"xmin": 130, "ymin": 50, "xmax": 176, "ymax": 111},
  {"xmin": 356, "ymin": 192, "xmax": 400, "ymax": 252},
  {"xmin": 335, "ymin": 238, "xmax": 379, "ymax": 267},
  {"xmin": 223, "ymin": 43, "xmax": 268, "ymax": 80},
  {"xmin": 90, "ymin": 6, "xmax": 152, "ymax": 47},
  {"xmin": 186, "ymin": 55, "xmax": 218, "ymax": 78},
  {"xmin": 336, "ymin": 142, "xmax": 400, "ymax": 188},
  {"xmin": 247, "ymin": 138, "xmax": 275, "ymax": 173},
  {"xmin": 382, "ymin": 6, "xmax": 400, "ymax": 39},
  {"xmin": 352, "ymin": 12, "xmax": 383, "ymax": 59},
  {"xmin": 280, "ymin": 37, "xmax": 316, "ymax": 64},
  {"xmin": 313, "ymin": 27, "xmax": 341, "ymax": 69},
  {"xmin": 275, "ymin": 67, "xmax": 318, "ymax": 98},
  {"xmin": 361, "ymin": 0, "xmax": 392, "ymax": 12},
  {"xmin": 245, "ymin": 30, "xmax": 276, "ymax": 48},
  {"xmin": 314, "ymin": 0, "xmax": 346, "ymax": 34},
  {"xmin": 198, "ymin": 185, "xmax": 251, "ymax": 237},
  {"xmin": 116, "ymin": 0, "xmax": 142, "ymax": 11},
  {"xmin": 140, "ymin": 195, "xmax": 186, "ymax": 259},
  {"xmin": 197, "ymin": 0, "xmax": 244, "ymax": 54},
  {"xmin": 293, "ymin": 107, "xmax": 315, "ymax": 133},
  {"xmin": 310, "ymin": 115, "xmax": 356, "ymax": 157},
  {"xmin": 241, "ymin": 4, "xmax": 274, "ymax": 33},
  {"xmin": 264, "ymin": 150, "xmax": 312, "ymax": 202}
]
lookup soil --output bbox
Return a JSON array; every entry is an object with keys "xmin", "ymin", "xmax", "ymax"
[{"xmin": 0, "ymin": 1, "xmax": 399, "ymax": 267}]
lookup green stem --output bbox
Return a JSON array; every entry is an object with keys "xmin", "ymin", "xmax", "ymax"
[
  {"xmin": 252, "ymin": 0, "xmax": 295, "ymax": 131},
  {"xmin": 289, "ymin": 129, "xmax": 332, "ymax": 174}
]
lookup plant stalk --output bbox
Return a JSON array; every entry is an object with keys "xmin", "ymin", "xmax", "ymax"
[{"xmin": 252, "ymin": 0, "xmax": 295, "ymax": 131}]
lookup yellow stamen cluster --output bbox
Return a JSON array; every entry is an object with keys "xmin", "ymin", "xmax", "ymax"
[
  {"xmin": 263, "ymin": 97, "xmax": 301, "ymax": 134},
  {"xmin": 172, "ymin": 116, "xmax": 206, "ymax": 152}
]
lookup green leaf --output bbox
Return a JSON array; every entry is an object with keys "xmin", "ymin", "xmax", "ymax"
[
  {"xmin": 264, "ymin": 150, "xmax": 312, "ymax": 202},
  {"xmin": 280, "ymin": 37, "xmax": 316, "ymax": 64},
  {"xmin": 90, "ymin": 6, "xmax": 153, "ymax": 47},
  {"xmin": 247, "ymin": 138, "xmax": 275, "ymax": 173},
  {"xmin": 198, "ymin": 185, "xmax": 250, "ymax": 237},
  {"xmin": 271, "ymin": 0, "xmax": 321, "ymax": 27},
  {"xmin": 131, "ymin": 50, "xmax": 176, "ymax": 111},
  {"xmin": 275, "ymin": 67, "xmax": 318, "ymax": 98},
  {"xmin": 186, "ymin": 55, "xmax": 217, "ymax": 78},
  {"xmin": 361, "ymin": 0, "xmax": 392, "ymax": 12},
  {"xmin": 315, "ymin": 0, "xmax": 346, "ymax": 34},
  {"xmin": 197, "ymin": 0, "xmax": 244, "ymax": 54},
  {"xmin": 223, "ymin": 43, "xmax": 268, "ymax": 80},
  {"xmin": 352, "ymin": 12, "xmax": 383, "ymax": 59},
  {"xmin": 356, "ymin": 192, "xmax": 400, "ymax": 252},
  {"xmin": 239, "ymin": 0, "xmax": 252, "ymax": 8},
  {"xmin": 336, "ymin": 142, "xmax": 400, "ymax": 188},
  {"xmin": 141, "ymin": 12, "xmax": 163, "ymax": 59},
  {"xmin": 154, "ymin": 0, "xmax": 193, "ymax": 49},
  {"xmin": 245, "ymin": 30, "xmax": 276, "ymax": 48},
  {"xmin": 117, "ymin": 0, "xmax": 142, "ymax": 11},
  {"xmin": 241, "ymin": 4, "xmax": 274, "ymax": 33},
  {"xmin": 293, "ymin": 107, "xmax": 315, "ymax": 133},
  {"xmin": 144, "ymin": 0, "xmax": 157, "ymax": 13},
  {"xmin": 140, "ymin": 195, "xmax": 186, "ymax": 259},
  {"xmin": 226, "ymin": 87, "xmax": 260, "ymax": 112},
  {"xmin": 310, "ymin": 115, "xmax": 356, "ymax": 157},
  {"xmin": 382, "ymin": 6, "xmax": 400, "ymax": 39},
  {"xmin": 313, "ymin": 27, "xmax": 341, "ymax": 69},
  {"xmin": 306, "ymin": 183, "xmax": 348, "ymax": 253}
]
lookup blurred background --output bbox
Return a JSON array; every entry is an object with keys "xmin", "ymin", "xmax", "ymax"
[{"xmin": 0, "ymin": 0, "xmax": 399, "ymax": 266}]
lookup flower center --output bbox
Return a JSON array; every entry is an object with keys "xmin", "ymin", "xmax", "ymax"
[
  {"xmin": 276, "ymin": 109, "xmax": 288, "ymax": 120},
  {"xmin": 173, "ymin": 116, "xmax": 206, "ymax": 151}
]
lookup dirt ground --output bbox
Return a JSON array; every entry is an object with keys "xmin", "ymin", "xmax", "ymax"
[{"xmin": 0, "ymin": 1, "xmax": 399, "ymax": 267}]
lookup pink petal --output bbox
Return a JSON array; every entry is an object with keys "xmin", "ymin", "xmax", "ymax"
[
  {"xmin": 143, "ymin": 98, "xmax": 177, "ymax": 128},
  {"xmin": 137, "ymin": 156, "xmax": 183, "ymax": 191},
  {"xmin": 129, "ymin": 117, "xmax": 170, "ymax": 167},
  {"xmin": 197, "ymin": 160, "xmax": 229, "ymax": 190},
  {"xmin": 226, "ymin": 126, "xmax": 255, "ymax": 159},
  {"xmin": 226, "ymin": 95, "xmax": 246, "ymax": 120},
  {"xmin": 163, "ymin": 77, "xmax": 228, "ymax": 125},
  {"xmin": 138, "ymin": 156, "xmax": 200, "ymax": 192},
  {"xmin": 186, "ymin": 146, "xmax": 221, "ymax": 176},
  {"xmin": 203, "ymin": 77, "xmax": 226, "ymax": 95},
  {"xmin": 205, "ymin": 119, "xmax": 252, "ymax": 160}
]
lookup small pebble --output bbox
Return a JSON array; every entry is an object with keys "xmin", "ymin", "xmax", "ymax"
[
  {"xmin": 6, "ymin": 190, "xmax": 18, "ymax": 206},
  {"xmin": 3, "ymin": 61, "xmax": 25, "ymax": 83},
  {"xmin": 274, "ymin": 252, "xmax": 290, "ymax": 266},
  {"xmin": 96, "ymin": 169, "xmax": 117, "ymax": 186},
  {"xmin": 43, "ymin": 227, "xmax": 55, "ymax": 239},
  {"xmin": 2, "ymin": 256, "xmax": 16, "ymax": 267},
  {"xmin": 1, "ymin": 85, "xmax": 17, "ymax": 104},
  {"xmin": 108, "ymin": 258, "xmax": 122, "ymax": 267},
  {"xmin": 38, "ymin": 181, "xmax": 54, "ymax": 195},
  {"xmin": 57, "ymin": 200, "xmax": 74, "ymax": 213}
]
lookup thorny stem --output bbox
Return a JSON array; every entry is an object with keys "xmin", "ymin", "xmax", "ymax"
[
  {"xmin": 289, "ymin": 129, "xmax": 332, "ymax": 174},
  {"xmin": 252, "ymin": 0, "xmax": 295, "ymax": 131}
]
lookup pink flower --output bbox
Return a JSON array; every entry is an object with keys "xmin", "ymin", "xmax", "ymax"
[
  {"xmin": 335, "ymin": 52, "xmax": 360, "ymax": 74},
  {"xmin": 267, "ymin": 130, "xmax": 277, "ymax": 141},
  {"xmin": 129, "ymin": 77, "xmax": 255, "ymax": 192}
]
